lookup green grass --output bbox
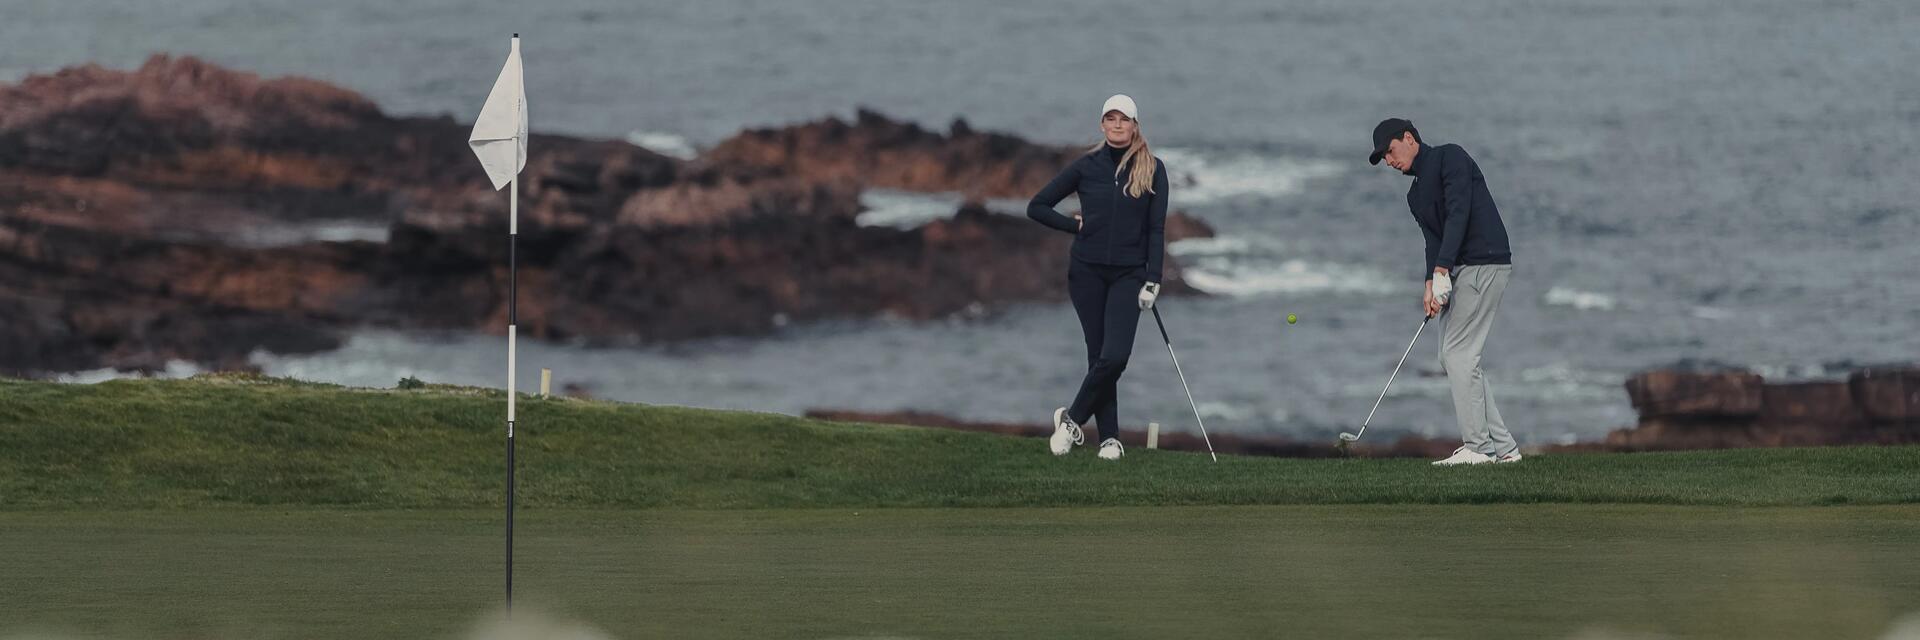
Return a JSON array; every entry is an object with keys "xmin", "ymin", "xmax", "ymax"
[
  {"xmin": 4, "ymin": 506, "xmax": 1920, "ymax": 639},
  {"xmin": 6, "ymin": 375, "xmax": 1920, "ymax": 639},
  {"xmin": 3, "ymin": 374, "xmax": 1918, "ymax": 509}
]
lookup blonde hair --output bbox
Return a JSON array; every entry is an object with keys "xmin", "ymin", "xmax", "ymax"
[{"xmin": 1089, "ymin": 128, "xmax": 1158, "ymax": 198}]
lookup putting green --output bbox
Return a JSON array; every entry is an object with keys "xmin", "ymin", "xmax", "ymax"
[{"xmin": 5, "ymin": 506, "xmax": 1918, "ymax": 639}]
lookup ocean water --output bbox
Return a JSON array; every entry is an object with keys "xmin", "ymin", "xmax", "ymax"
[{"xmin": 12, "ymin": 0, "xmax": 1920, "ymax": 443}]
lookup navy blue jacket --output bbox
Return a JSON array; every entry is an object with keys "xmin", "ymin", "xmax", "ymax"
[
  {"xmin": 1406, "ymin": 143, "xmax": 1512, "ymax": 280},
  {"xmin": 1027, "ymin": 148, "xmax": 1170, "ymax": 282}
]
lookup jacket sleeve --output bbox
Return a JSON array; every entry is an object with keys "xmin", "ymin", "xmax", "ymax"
[
  {"xmin": 1423, "ymin": 226, "xmax": 1440, "ymax": 281},
  {"xmin": 1026, "ymin": 160, "xmax": 1082, "ymax": 234},
  {"xmin": 1434, "ymin": 146, "xmax": 1475, "ymax": 273},
  {"xmin": 1144, "ymin": 160, "xmax": 1170, "ymax": 283}
]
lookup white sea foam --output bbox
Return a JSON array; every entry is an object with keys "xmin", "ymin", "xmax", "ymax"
[
  {"xmin": 227, "ymin": 221, "xmax": 390, "ymax": 248},
  {"xmin": 1181, "ymin": 257, "xmax": 1397, "ymax": 298},
  {"xmin": 54, "ymin": 360, "xmax": 205, "ymax": 384},
  {"xmin": 624, "ymin": 129, "xmax": 699, "ymax": 160},
  {"xmin": 1157, "ymin": 148, "xmax": 1343, "ymax": 205},
  {"xmin": 855, "ymin": 189, "xmax": 963, "ymax": 229},
  {"xmin": 1544, "ymin": 286, "xmax": 1619, "ymax": 311}
]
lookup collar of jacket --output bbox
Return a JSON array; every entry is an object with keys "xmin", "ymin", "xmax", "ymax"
[
  {"xmin": 1092, "ymin": 147, "xmax": 1117, "ymax": 176},
  {"xmin": 1406, "ymin": 142, "xmax": 1436, "ymax": 178}
]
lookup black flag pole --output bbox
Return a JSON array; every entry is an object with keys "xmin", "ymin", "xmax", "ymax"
[{"xmin": 505, "ymin": 32, "xmax": 521, "ymax": 614}]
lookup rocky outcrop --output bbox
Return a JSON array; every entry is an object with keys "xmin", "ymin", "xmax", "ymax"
[
  {"xmin": 1624, "ymin": 367, "xmax": 1764, "ymax": 418},
  {"xmin": 0, "ymin": 55, "xmax": 689, "ymax": 238},
  {"xmin": 0, "ymin": 56, "xmax": 1212, "ymax": 376},
  {"xmin": 703, "ymin": 109, "xmax": 1084, "ymax": 200},
  {"xmin": 384, "ymin": 203, "xmax": 1203, "ymax": 342},
  {"xmin": 1852, "ymin": 367, "xmax": 1920, "ymax": 423},
  {"xmin": 1598, "ymin": 366, "xmax": 1920, "ymax": 451}
]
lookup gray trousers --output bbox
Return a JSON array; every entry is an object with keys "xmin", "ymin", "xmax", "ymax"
[{"xmin": 1438, "ymin": 265, "xmax": 1516, "ymax": 457}]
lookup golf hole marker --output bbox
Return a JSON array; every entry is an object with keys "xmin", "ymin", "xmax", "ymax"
[
  {"xmin": 540, "ymin": 368, "xmax": 551, "ymax": 398},
  {"xmin": 1147, "ymin": 422, "xmax": 1160, "ymax": 449}
]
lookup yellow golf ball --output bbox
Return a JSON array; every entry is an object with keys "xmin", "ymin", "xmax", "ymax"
[{"xmin": 1287, "ymin": 314, "xmax": 1298, "ymax": 324}]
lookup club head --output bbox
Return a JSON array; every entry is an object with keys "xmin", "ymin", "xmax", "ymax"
[{"xmin": 1338, "ymin": 432, "xmax": 1359, "ymax": 442}]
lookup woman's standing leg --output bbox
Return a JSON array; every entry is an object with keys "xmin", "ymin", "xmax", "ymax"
[
  {"xmin": 1089, "ymin": 267, "xmax": 1146, "ymax": 443},
  {"xmin": 1066, "ymin": 260, "xmax": 1109, "ymax": 427}
]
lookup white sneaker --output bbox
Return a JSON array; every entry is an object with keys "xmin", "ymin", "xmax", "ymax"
[
  {"xmin": 1432, "ymin": 446, "xmax": 1494, "ymax": 466},
  {"xmin": 1098, "ymin": 438, "xmax": 1124, "ymax": 461},
  {"xmin": 1049, "ymin": 408, "xmax": 1084, "ymax": 456},
  {"xmin": 1494, "ymin": 450, "xmax": 1524, "ymax": 464}
]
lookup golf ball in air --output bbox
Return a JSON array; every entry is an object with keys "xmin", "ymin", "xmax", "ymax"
[{"xmin": 1287, "ymin": 314, "xmax": 1298, "ymax": 324}]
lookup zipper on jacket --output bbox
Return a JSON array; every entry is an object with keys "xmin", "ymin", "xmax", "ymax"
[{"xmin": 1111, "ymin": 159, "xmax": 1121, "ymax": 263}]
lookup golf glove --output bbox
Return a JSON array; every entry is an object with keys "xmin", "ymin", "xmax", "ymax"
[
  {"xmin": 1431, "ymin": 272, "xmax": 1453, "ymax": 306},
  {"xmin": 1138, "ymin": 282, "xmax": 1161, "ymax": 310}
]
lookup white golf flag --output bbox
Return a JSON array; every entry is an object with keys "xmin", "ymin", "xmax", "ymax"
[{"xmin": 469, "ymin": 36, "xmax": 527, "ymax": 191}]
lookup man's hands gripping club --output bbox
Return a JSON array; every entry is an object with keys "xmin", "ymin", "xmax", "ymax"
[{"xmin": 1425, "ymin": 268, "xmax": 1452, "ymax": 317}]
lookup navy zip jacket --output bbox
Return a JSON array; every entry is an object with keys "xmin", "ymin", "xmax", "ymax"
[
  {"xmin": 1406, "ymin": 143, "xmax": 1512, "ymax": 280},
  {"xmin": 1027, "ymin": 146, "xmax": 1170, "ymax": 282}
]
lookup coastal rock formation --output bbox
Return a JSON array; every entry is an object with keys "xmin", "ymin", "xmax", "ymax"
[
  {"xmin": 0, "ymin": 56, "xmax": 1211, "ymax": 376},
  {"xmin": 703, "ymin": 109, "xmax": 1083, "ymax": 200},
  {"xmin": 1624, "ymin": 368, "xmax": 1764, "ymax": 418},
  {"xmin": 1600, "ymin": 367, "xmax": 1920, "ymax": 451}
]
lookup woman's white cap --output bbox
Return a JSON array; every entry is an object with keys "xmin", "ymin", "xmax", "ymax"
[{"xmin": 1101, "ymin": 94, "xmax": 1139, "ymax": 120}]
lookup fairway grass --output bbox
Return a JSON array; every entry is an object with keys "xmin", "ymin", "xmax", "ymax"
[
  {"xmin": 3, "ymin": 374, "xmax": 1919, "ymax": 509},
  {"xmin": 4, "ymin": 506, "xmax": 1920, "ymax": 639},
  {"xmin": 5, "ymin": 376, "xmax": 1920, "ymax": 638}
]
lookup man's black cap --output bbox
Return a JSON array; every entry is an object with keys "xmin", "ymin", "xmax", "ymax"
[{"xmin": 1369, "ymin": 118, "xmax": 1416, "ymax": 165}]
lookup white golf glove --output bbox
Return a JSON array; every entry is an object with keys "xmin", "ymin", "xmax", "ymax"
[
  {"xmin": 1138, "ymin": 282, "xmax": 1161, "ymax": 310},
  {"xmin": 1431, "ymin": 272, "xmax": 1453, "ymax": 306}
]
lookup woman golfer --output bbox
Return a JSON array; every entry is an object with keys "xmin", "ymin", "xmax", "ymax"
[{"xmin": 1026, "ymin": 94, "xmax": 1170, "ymax": 461}]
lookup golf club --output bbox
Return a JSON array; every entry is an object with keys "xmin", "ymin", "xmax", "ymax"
[
  {"xmin": 1338, "ymin": 315, "xmax": 1431, "ymax": 449},
  {"xmin": 1149, "ymin": 306, "xmax": 1218, "ymax": 462}
]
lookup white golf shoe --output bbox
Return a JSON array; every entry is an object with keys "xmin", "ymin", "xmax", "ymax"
[
  {"xmin": 1049, "ymin": 408, "xmax": 1084, "ymax": 456},
  {"xmin": 1098, "ymin": 438, "xmax": 1124, "ymax": 461},
  {"xmin": 1432, "ymin": 446, "xmax": 1494, "ymax": 466},
  {"xmin": 1494, "ymin": 450, "xmax": 1524, "ymax": 464}
]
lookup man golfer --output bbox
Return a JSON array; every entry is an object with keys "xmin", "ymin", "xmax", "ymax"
[{"xmin": 1369, "ymin": 118, "xmax": 1520, "ymax": 465}]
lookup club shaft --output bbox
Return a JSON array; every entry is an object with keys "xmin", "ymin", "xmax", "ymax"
[
  {"xmin": 1354, "ymin": 318, "xmax": 1428, "ymax": 440},
  {"xmin": 1151, "ymin": 307, "xmax": 1217, "ymax": 462},
  {"xmin": 1164, "ymin": 347, "xmax": 1218, "ymax": 462}
]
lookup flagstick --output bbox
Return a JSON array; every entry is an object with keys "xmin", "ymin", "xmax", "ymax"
[
  {"xmin": 506, "ymin": 169, "xmax": 518, "ymax": 614},
  {"xmin": 505, "ymin": 30, "xmax": 520, "ymax": 609},
  {"xmin": 467, "ymin": 30, "xmax": 523, "ymax": 617}
]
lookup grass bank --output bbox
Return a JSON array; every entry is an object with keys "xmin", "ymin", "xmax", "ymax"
[{"xmin": 2, "ymin": 375, "xmax": 1916, "ymax": 509}]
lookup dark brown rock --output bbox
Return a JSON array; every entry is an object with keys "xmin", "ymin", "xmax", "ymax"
[
  {"xmin": 702, "ymin": 108, "xmax": 1082, "ymax": 200},
  {"xmin": 1759, "ymin": 382, "xmax": 1865, "ymax": 427},
  {"xmin": 1850, "ymin": 367, "xmax": 1920, "ymax": 423},
  {"xmin": 0, "ymin": 56, "xmax": 1215, "ymax": 376},
  {"xmin": 1591, "ymin": 366, "xmax": 1920, "ymax": 452},
  {"xmin": 1164, "ymin": 212, "xmax": 1216, "ymax": 242},
  {"xmin": 0, "ymin": 55, "xmax": 685, "ymax": 237},
  {"xmin": 1624, "ymin": 369, "xmax": 1765, "ymax": 418}
]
